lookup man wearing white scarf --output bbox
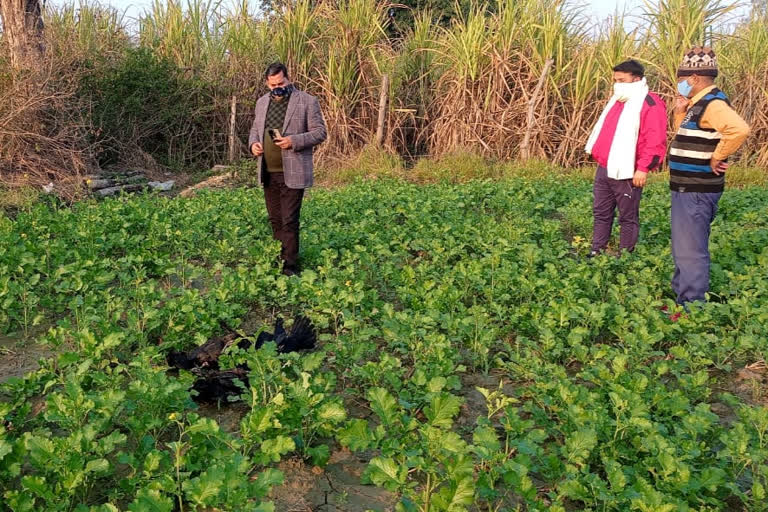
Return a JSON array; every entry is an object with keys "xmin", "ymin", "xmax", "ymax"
[{"xmin": 585, "ymin": 60, "xmax": 667, "ymax": 256}]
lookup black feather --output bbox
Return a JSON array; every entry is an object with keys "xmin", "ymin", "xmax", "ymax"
[
  {"xmin": 277, "ymin": 315, "xmax": 316, "ymax": 353},
  {"xmin": 191, "ymin": 368, "xmax": 249, "ymax": 403},
  {"xmin": 166, "ymin": 351, "xmax": 195, "ymax": 370},
  {"xmin": 166, "ymin": 332, "xmax": 239, "ymax": 371},
  {"xmin": 273, "ymin": 317, "xmax": 286, "ymax": 345}
]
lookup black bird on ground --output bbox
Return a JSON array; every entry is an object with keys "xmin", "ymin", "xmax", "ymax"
[
  {"xmin": 167, "ymin": 315, "xmax": 317, "ymax": 403},
  {"xmin": 255, "ymin": 315, "xmax": 316, "ymax": 353},
  {"xmin": 191, "ymin": 367, "xmax": 249, "ymax": 403},
  {"xmin": 166, "ymin": 330, "xmax": 252, "ymax": 370}
]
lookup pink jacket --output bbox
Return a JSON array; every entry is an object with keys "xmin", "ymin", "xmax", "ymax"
[{"xmin": 591, "ymin": 92, "xmax": 667, "ymax": 173}]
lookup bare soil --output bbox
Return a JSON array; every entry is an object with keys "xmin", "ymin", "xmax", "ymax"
[
  {"xmin": 271, "ymin": 450, "xmax": 395, "ymax": 512},
  {"xmin": 717, "ymin": 360, "xmax": 768, "ymax": 409},
  {"xmin": 0, "ymin": 330, "xmax": 55, "ymax": 383}
]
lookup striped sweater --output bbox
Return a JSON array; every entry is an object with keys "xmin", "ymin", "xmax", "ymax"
[{"xmin": 669, "ymin": 85, "xmax": 750, "ymax": 193}]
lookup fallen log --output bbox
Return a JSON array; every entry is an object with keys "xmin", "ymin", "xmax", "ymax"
[
  {"xmin": 86, "ymin": 178, "xmax": 115, "ymax": 190},
  {"xmin": 179, "ymin": 168, "xmax": 233, "ymax": 198},
  {"xmin": 102, "ymin": 169, "xmax": 146, "ymax": 179},
  {"xmin": 148, "ymin": 180, "xmax": 174, "ymax": 191},
  {"xmin": 96, "ymin": 184, "xmax": 146, "ymax": 197}
]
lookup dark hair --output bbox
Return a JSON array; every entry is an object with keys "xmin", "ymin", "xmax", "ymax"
[
  {"xmin": 265, "ymin": 62, "xmax": 289, "ymax": 80},
  {"xmin": 613, "ymin": 59, "xmax": 644, "ymax": 78}
]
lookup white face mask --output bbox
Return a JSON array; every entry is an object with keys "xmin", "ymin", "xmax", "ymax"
[{"xmin": 613, "ymin": 80, "xmax": 644, "ymax": 102}]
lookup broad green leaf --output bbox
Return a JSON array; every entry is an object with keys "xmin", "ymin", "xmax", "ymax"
[
  {"xmin": 698, "ymin": 467, "xmax": 726, "ymax": 492},
  {"xmin": 472, "ymin": 426, "xmax": 500, "ymax": 454},
  {"xmin": 187, "ymin": 417, "xmax": 220, "ymax": 436},
  {"xmin": 0, "ymin": 439, "xmax": 12, "ymax": 461},
  {"xmin": 367, "ymin": 387, "xmax": 398, "ymax": 424},
  {"xmin": 425, "ymin": 393, "xmax": 462, "ymax": 429},
  {"xmin": 85, "ymin": 458, "xmax": 110, "ymax": 474},
  {"xmin": 24, "ymin": 435, "xmax": 55, "ymax": 467},
  {"xmin": 143, "ymin": 450, "xmax": 163, "ymax": 473},
  {"xmin": 21, "ymin": 475, "xmax": 53, "ymax": 500},
  {"xmin": 251, "ymin": 468, "xmax": 284, "ymax": 496},
  {"xmin": 364, "ymin": 457, "xmax": 406, "ymax": 491},
  {"xmin": 244, "ymin": 407, "xmax": 276, "ymax": 436},
  {"xmin": 433, "ymin": 477, "xmax": 475, "ymax": 510},
  {"xmin": 563, "ymin": 428, "xmax": 597, "ymax": 469},
  {"xmin": 604, "ymin": 459, "xmax": 627, "ymax": 491},
  {"xmin": 308, "ymin": 444, "xmax": 331, "ymax": 467},
  {"xmin": 427, "ymin": 376, "xmax": 447, "ymax": 393},
  {"xmin": 301, "ymin": 351, "xmax": 325, "ymax": 372},
  {"xmin": 3, "ymin": 490, "xmax": 36, "ymax": 512},
  {"xmin": 425, "ymin": 428, "xmax": 466, "ymax": 454},
  {"xmin": 338, "ymin": 419, "xmax": 374, "ymax": 451},
  {"xmin": 183, "ymin": 466, "xmax": 224, "ymax": 505},
  {"xmin": 127, "ymin": 488, "xmax": 174, "ymax": 512},
  {"xmin": 317, "ymin": 401, "xmax": 347, "ymax": 424},
  {"xmin": 752, "ymin": 481, "xmax": 766, "ymax": 501},
  {"xmin": 260, "ymin": 435, "xmax": 295, "ymax": 461},
  {"xmin": 559, "ymin": 478, "xmax": 590, "ymax": 501},
  {"xmin": 96, "ymin": 332, "xmax": 123, "ymax": 357}
]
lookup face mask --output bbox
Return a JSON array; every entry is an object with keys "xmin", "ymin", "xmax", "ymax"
[
  {"xmin": 677, "ymin": 78, "xmax": 693, "ymax": 98},
  {"xmin": 270, "ymin": 84, "xmax": 292, "ymax": 100},
  {"xmin": 612, "ymin": 79, "xmax": 645, "ymax": 102}
]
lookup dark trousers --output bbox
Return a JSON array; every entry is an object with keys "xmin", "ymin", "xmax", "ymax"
[
  {"xmin": 263, "ymin": 172, "xmax": 304, "ymax": 269},
  {"xmin": 591, "ymin": 166, "xmax": 643, "ymax": 252},
  {"xmin": 671, "ymin": 190, "xmax": 722, "ymax": 304}
]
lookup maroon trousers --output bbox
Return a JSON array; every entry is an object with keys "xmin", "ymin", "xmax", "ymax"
[
  {"xmin": 263, "ymin": 172, "xmax": 304, "ymax": 270},
  {"xmin": 591, "ymin": 166, "xmax": 643, "ymax": 252}
]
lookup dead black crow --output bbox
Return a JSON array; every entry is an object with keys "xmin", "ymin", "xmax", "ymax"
[
  {"xmin": 167, "ymin": 315, "xmax": 317, "ymax": 403},
  {"xmin": 253, "ymin": 315, "xmax": 316, "ymax": 353},
  {"xmin": 166, "ymin": 331, "xmax": 240, "ymax": 370},
  {"xmin": 190, "ymin": 367, "xmax": 249, "ymax": 403},
  {"xmin": 276, "ymin": 315, "xmax": 316, "ymax": 353}
]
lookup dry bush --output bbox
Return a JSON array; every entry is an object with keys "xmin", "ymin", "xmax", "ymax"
[{"xmin": 0, "ymin": 57, "xmax": 98, "ymax": 198}]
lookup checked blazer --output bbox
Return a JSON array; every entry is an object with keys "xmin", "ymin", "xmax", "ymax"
[{"xmin": 248, "ymin": 89, "xmax": 327, "ymax": 189}]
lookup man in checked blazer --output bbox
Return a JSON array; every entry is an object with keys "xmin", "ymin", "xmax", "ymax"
[{"xmin": 249, "ymin": 63, "xmax": 327, "ymax": 276}]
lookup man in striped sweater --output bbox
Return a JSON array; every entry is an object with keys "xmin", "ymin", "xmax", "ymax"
[{"xmin": 668, "ymin": 47, "xmax": 750, "ymax": 305}]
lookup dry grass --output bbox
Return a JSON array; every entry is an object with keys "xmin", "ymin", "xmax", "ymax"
[
  {"xmin": 1, "ymin": 0, "xmax": 766, "ymax": 190},
  {"xmin": 0, "ymin": 185, "xmax": 41, "ymax": 214},
  {"xmin": 315, "ymin": 144, "xmax": 405, "ymax": 186}
]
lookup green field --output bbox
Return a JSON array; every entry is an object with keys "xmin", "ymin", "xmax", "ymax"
[{"xmin": 1, "ymin": 172, "xmax": 767, "ymax": 511}]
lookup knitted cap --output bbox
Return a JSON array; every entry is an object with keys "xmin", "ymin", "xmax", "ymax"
[{"xmin": 678, "ymin": 47, "xmax": 718, "ymax": 77}]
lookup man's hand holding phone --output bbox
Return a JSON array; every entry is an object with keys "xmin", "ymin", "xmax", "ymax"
[{"xmin": 269, "ymin": 128, "xmax": 293, "ymax": 150}]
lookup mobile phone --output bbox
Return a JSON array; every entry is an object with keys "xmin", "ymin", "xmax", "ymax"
[{"xmin": 267, "ymin": 128, "xmax": 282, "ymax": 140}]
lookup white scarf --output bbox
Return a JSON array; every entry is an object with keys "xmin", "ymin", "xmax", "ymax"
[{"xmin": 585, "ymin": 78, "xmax": 649, "ymax": 180}]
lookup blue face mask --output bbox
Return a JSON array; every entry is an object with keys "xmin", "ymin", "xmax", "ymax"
[{"xmin": 677, "ymin": 78, "xmax": 693, "ymax": 98}]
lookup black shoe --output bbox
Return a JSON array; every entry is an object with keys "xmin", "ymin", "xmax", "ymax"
[
  {"xmin": 587, "ymin": 250, "xmax": 600, "ymax": 259},
  {"xmin": 282, "ymin": 265, "xmax": 299, "ymax": 277}
]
